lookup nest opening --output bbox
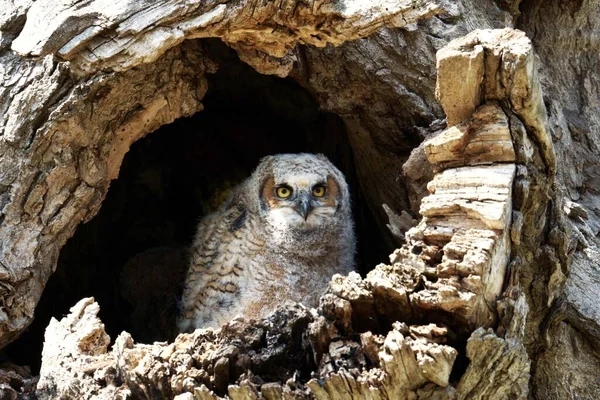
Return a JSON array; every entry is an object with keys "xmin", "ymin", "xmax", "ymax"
[{"xmin": 5, "ymin": 41, "xmax": 395, "ymax": 372}]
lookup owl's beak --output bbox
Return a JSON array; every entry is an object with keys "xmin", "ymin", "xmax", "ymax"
[{"xmin": 295, "ymin": 193, "xmax": 313, "ymax": 221}]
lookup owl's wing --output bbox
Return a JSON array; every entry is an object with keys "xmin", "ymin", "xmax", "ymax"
[{"xmin": 178, "ymin": 194, "xmax": 263, "ymax": 331}]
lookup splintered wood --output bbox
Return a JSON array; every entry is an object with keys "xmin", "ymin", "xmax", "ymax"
[
  {"xmin": 359, "ymin": 103, "xmax": 516, "ymax": 339},
  {"xmin": 36, "ymin": 297, "xmax": 460, "ymax": 400},
  {"xmin": 411, "ymin": 107, "xmax": 515, "ymax": 329},
  {"xmin": 423, "ymin": 104, "xmax": 516, "ymax": 169},
  {"xmin": 412, "ymin": 105, "xmax": 516, "ymax": 329}
]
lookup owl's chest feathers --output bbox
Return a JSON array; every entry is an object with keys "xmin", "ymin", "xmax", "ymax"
[{"xmin": 233, "ymin": 217, "xmax": 352, "ymax": 303}]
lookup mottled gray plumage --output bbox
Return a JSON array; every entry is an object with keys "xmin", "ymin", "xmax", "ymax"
[{"xmin": 177, "ymin": 153, "xmax": 355, "ymax": 331}]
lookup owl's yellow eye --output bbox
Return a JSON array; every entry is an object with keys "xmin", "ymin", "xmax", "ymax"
[
  {"xmin": 312, "ymin": 186, "xmax": 326, "ymax": 197},
  {"xmin": 276, "ymin": 186, "xmax": 292, "ymax": 198}
]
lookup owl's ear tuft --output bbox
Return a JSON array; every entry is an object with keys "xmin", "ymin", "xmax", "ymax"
[{"xmin": 257, "ymin": 155, "xmax": 275, "ymax": 169}]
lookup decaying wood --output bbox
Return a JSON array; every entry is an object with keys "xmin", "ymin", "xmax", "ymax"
[
  {"xmin": 516, "ymin": 2, "xmax": 600, "ymax": 397},
  {"xmin": 456, "ymin": 328, "xmax": 529, "ymax": 399},
  {"xmin": 435, "ymin": 29, "xmax": 554, "ymax": 174},
  {"xmin": 35, "ymin": 297, "xmax": 459, "ymax": 399},
  {"xmin": 1, "ymin": 0, "xmax": 599, "ymax": 398}
]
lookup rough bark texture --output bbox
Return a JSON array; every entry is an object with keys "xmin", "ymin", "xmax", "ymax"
[
  {"xmin": 517, "ymin": 1, "xmax": 600, "ymax": 398},
  {"xmin": 0, "ymin": 0, "xmax": 449, "ymax": 352},
  {"xmin": 0, "ymin": 0, "xmax": 599, "ymax": 399}
]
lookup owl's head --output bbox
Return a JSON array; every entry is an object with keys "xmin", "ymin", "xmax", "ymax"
[{"xmin": 250, "ymin": 153, "xmax": 351, "ymax": 232}]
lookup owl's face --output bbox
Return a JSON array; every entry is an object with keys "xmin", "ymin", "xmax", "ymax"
[
  {"xmin": 255, "ymin": 154, "xmax": 349, "ymax": 232},
  {"xmin": 261, "ymin": 175, "xmax": 341, "ymax": 230}
]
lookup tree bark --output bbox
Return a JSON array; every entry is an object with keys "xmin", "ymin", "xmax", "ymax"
[{"xmin": 0, "ymin": 0, "xmax": 598, "ymax": 399}]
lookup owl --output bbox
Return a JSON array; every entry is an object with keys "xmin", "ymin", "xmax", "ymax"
[{"xmin": 177, "ymin": 153, "xmax": 356, "ymax": 331}]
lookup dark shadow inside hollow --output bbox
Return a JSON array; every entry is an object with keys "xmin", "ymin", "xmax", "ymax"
[{"xmin": 3, "ymin": 40, "xmax": 393, "ymax": 372}]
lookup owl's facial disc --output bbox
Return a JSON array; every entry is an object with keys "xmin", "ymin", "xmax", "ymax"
[{"xmin": 262, "ymin": 175, "xmax": 340, "ymax": 229}]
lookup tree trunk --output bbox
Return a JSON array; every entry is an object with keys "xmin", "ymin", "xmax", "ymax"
[{"xmin": 0, "ymin": 0, "xmax": 598, "ymax": 399}]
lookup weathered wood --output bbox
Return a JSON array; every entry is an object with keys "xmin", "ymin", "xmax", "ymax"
[
  {"xmin": 12, "ymin": 0, "xmax": 447, "ymax": 76},
  {"xmin": 0, "ymin": 0, "xmax": 599, "ymax": 398},
  {"xmin": 0, "ymin": 40, "xmax": 213, "ymax": 351},
  {"xmin": 34, "ymin": 296, "xmax": 460, "ymax": 399},
  {"xmin": 424, "ymin": 104, "xmax": 515, "ymax": 169},
  {"xmin": 31, "ymin": 25, "xmax": 550, "ymax": 399},
  {"xmin": 456, "ymin": 328, "xmax": 530, "ymax": 399}
]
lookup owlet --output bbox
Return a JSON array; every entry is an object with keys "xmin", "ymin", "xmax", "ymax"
[{"xmin": 177, "ymin": 153, "xmax": 356, "ymax": 331}]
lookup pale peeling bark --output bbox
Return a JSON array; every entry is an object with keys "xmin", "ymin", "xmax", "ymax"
[{"xmin": 0, "ymin": 0, "xmax": 599, "ymax": 398}]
